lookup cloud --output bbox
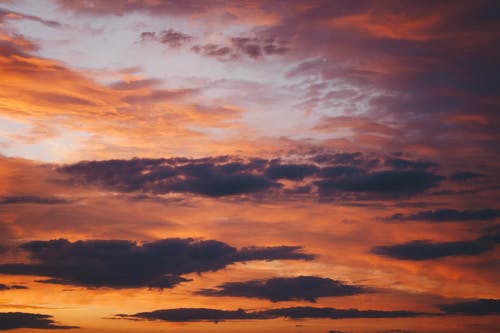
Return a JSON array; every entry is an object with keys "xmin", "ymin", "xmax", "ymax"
[
  {"xmin": 140, "ymin": 29, "xmax": 193, "ymax": 47},
  {"xmin": 109, "ymin": 78, "xmax": 162, "ymax": 90},
  {"xmin": 262, "ymin": 0, "xmax": 500, "ymax": 161},
  {"xmin": 371, "ymin": 238, "xmax": 496, "ymax": 261},
  {"xmin": 196, "ymin": 276, "xmax": 367, "ymax": 302},
  {"xmin": 28, "ymin": 91, "xmax": 97, "ymax": 106},
  {"xmin": 118, "ymin": 308, "xmax": 263, "ymax": 323},
  {"xmin": 166, "ymin": 174, "xmax": 279, "ymax": 197},
  {"xmin": 191, "ymin": 36, "xmax": 289, "ymax": 61},
  {"xmin": 55, "ymin": 0, "xmax": 232, "ymax": 17},
  {"xmin": 319, "ymin": 166, "xmax": 364, "ymax": 179},
  {"xmin": 191, "ymin": 44, "xmax": 233, "ymax": 59},
  {"xmin": 0, "ymin": 32, "xmax": 244, "ymax": 157},
  {"xmin": 0, "ymin": 238, "xmax": 313, "ymax": 288},
  {"xmin": 0, "ymin": 312, "xmax": 77, "ymax": 330},
  {"xmin": 0, "ymin": 8, "xmax": 61, "ymax": 27},
  {"xmin": 311, "ymin": 152, "xmax": 365, "ymax": 165},
  {"xmin": 121, "ymin": 88, "xmax": 194, "ymax": 104},
  {"xmin": 0, "ymin": 196, "xmax": 72, "ymax": 205},
  {"xmin": 451, "ymin": 171, "xmax": 486, "ymax": 181},
  {"xmin": 438, "ymin": 299, "xmax": 500, "ymax": 316},
  {"xmin": 0, "ymin": 284, "xmax": 28, "ymax": 290},
  {"xmin": 265, "ymin": 164, "xmax": 319, "ymax": 180},
  {"xmin": 120, "ymin": 306, "xmax": 426, "ymax": 323},
  {"xmin": 59, "ymin": 155, "xmax": 444, "ymax": 199},
  {"xmin": 59, "ymin": 157, "xmax": 278, "ymax": 197},
  {"xmin": 230, "ymin": 37, "xmax": 289, "ymax": 59},
  {"xmin": 315, "ymin": 170, "xmax": 443, "ymax": 196},
  {"xmin": 385, "ymin": 209, "xmax": 500, "ymax": 223},
  {"xmin": 262, "ymin": 307, "xmax": 425, "ymax": 320},
  {"xmin": 384, "ymin": 158, "xmax": 436, "ymax": 170}
]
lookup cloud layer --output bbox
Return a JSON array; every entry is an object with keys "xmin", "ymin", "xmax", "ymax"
[
  {"xmin": 120, "ymin": 306, "xmax": 427, "ymax": 323},
  {"xmin": 0, "ymin": 238, "xmax": 313, "ymax": 288},
  {"xmin": 196, "ymin": 276, "xmax": 367, "ymax": 302},
  {"xmin": 59, "ymin": 155, "xmax": 446, "ymax": 200},
  {"xmin": 0, "ymin": 312, "xmax": 77, "ymax": 330}
]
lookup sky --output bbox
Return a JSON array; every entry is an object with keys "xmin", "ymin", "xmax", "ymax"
[{"xmin": 0, "ymin": 0, "xmax": 499, "ymax": 332}]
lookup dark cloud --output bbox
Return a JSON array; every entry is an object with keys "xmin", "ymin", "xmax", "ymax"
[
  {"xmin": 191, "ymin": 36, "xmax": 289, "ymax": 61},
  {"xmin": 479, "ymin": 227, "xmax": 500, "ymax": 244},
  {"xmin": 319, "ymin": 166, "xmax": 364, "ymax": 179},
  {"xmin": 316, "ymin": 170, "xmax": 443, "ymax": 196},
  {"xmin": 140, "ymin": 29, "xmax": 193, "ymax": 47},
  {"xmin": 59, "ymin": 155, "xmax": 444, "ymax": 199},
  {"xmin": 263, "ymin": 306, "xmax": 425, "ymax": 320},
  {"xmin": 231, "ymin": 37, "xmax": 262, "ymax": 59},
  {"xmin": 0, "ymin": 312, "xmax": 77, "ymax": 330},
  {"xmin": 262, "ymin": 42, "xmax": 289, "ymax": 55},
  {"xmin": 118, "ymin": 308, "xmax": 264, "ymax": 323},
  {"xmin": 438, "ymin": 299, "xmax": 500, "ymax": 316},
  {"xmin": 196, "ymin": 276, "xmax": 367, "ymax": 302},
  {"xmin": 385, "ymin": 209, "xmax": 500, "ymax": 223},
  {"xmin": 0, "ymin": 238, "xmax": 313, "ymax": 288},
  {"xmin": 59, "ymin": 157, "xmax": 278, "ymax": 197},
  {"xmin": 120, "ymin": 306, "xmax": 426, "ymax": 323},
  {"xmin": 165, "ymin": 174, "xmax": 279, "ymax": 197},
  {"xmin": 265, "ymin": 164, "xmax": 319, "ymax": 180},
  {"xmin": 191, "ymin": 44, "xmax": 233, "ymax": 59},
  {"xmin": 371, "ymin": 237, "xmax": 496, "ymax": 260},
  {"xmin": 0, "ymin": 196, "xmax": 71, "ymax": 205},
  {"xmin": 311, "ymin": 152, "xmax": 364, "ymax": 165},
  {"xmin": 451, "ymin": 171, "xmax": 486, "ymax": 181},
  {"xmin": 60, "ymin": 158, "xmax": 172, "ymax": 192},
  {"xmin": 384, "ymin": 158, "xmax": 436, "ymax": 170},
  {"xmin": 0, "ymin": 284, "xmax": 28, "ymax": 291}
]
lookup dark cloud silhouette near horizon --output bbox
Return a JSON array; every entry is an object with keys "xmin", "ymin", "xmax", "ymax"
[
  {"xmin": 119, "ymin": 306, "xmax": 428, "ymax": 323},
  {"xmin": 117, "ymin": 300, "xmax": 500, "ymax": 324},
  {"xmin": 0, "ymin": 238, "xmax": 314, "ymax": 289},
  {"xmin": 385, "ymin": 209, "xmax": 500, "ymax": 223},
  {"xmin": 196, "ymin": 276, "xmax": 367, "ymax": 302},
  {"xmin": 0, "ymin": 312, "xmax": 78, "ymax": 330},
  {"xmin": 438, "ymin": 299, "xmax": 500, "ymax": 316}
]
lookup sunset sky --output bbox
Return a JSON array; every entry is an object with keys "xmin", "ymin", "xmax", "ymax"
[{"xmin": 0, "ymin": 1, "xmax": 499, "ymax": 332}]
